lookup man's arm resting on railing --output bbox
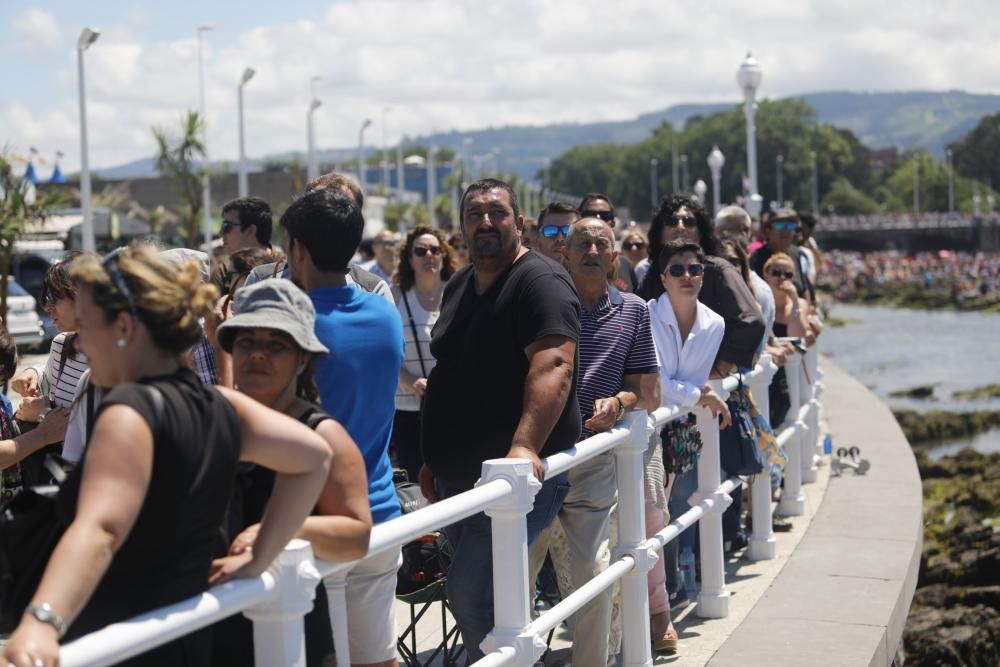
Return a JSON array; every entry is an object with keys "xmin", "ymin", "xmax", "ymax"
[
  {"xmin": 584, "ymin": 371, "xmax": 660, "ymax": 432},
  {"xmin": 508, "ymin": 334, "xmax": 576, "ymax": 483}
]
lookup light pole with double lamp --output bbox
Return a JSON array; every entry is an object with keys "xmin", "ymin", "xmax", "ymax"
[
  {"xmin": 237, "ymin": 67, "xmax": 255, "ymax": 197},
  {"xmin": 77, "ymin": 26, "xmax": 100, "ymax": 252},
  {"xmin": 196, "ymin": 25, "xmax": 214, "ymax": 246},
  {"xmin": 707, "ymin": 146, "xmax": 725, "ymax": 216},
  {"xmin": 738, "ymin": 52, "xmax": 763, "ymax": 219}
]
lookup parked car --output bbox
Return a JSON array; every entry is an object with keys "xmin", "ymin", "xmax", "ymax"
[{"xmin": 4, "ymin": 277, "xmax": 45, "ymax": 351}]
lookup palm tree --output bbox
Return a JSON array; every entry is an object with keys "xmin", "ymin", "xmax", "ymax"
[{"xmin": 153, "ymin": 111, "xmax": 206, "ymax": 246}]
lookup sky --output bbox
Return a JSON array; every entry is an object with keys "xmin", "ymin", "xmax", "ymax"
[{"xmin": 2, "ymin": 0, "xmax": 999, "ymax": 175}]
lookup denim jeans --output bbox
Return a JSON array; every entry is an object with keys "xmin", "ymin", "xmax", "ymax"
[
  {"xmin": 664, "ymin": 467, "xmax": 699, "ymax": 597},
  {"xmin": 438, "ymin": 472, "xmax": 570, "ymax": 662}
]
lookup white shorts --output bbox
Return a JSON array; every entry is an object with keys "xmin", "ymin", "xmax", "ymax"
[{"xmin": 345, "ymin": 545, "xmax": 402, "ymax": 663}]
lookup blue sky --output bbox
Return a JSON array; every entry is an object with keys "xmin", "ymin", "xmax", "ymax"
[{"xmin": 3, "ymin": 0, "xmax": 999, "ymax": 175}]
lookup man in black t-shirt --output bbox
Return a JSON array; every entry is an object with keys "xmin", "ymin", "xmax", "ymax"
[{"xmin": 420, "ymin": 178, "xmax": 581, "ymax": 661}]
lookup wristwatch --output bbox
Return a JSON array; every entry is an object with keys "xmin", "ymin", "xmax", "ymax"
[{"xmin": 25, "ymin": 603, "xmax": 67, "ymax": 637}]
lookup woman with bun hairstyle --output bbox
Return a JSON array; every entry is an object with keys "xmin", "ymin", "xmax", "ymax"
[{"xmin": 2, "ymin": 245, "xmax": 331, "ymax": 667}]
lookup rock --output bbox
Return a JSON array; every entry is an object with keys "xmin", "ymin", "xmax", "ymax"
[
  {"xmin": 903, "ymin": 605, "xmax": 1000, "ymax": 667},
  {"xmin": 889, "ymin": 384, "xmax": 936, "ymax": 399}
]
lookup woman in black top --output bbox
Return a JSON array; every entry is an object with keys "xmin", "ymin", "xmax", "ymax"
[
  {"xmin": 2, "ymin": 246, "xmax": 332, "ymax": 667},
  {"xmin": 211, "ymin": 279, "xmax": 372, "ymax": 667}
]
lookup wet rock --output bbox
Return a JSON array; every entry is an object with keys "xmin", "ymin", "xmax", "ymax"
[{"xmin": 903, "ymin": 605, "xmax": 1000, "ymax": 667}]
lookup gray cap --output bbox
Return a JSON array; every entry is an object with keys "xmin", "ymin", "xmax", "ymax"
[
  {"xmin": 159, "ymin": 248, "xmax": 211, "ymax": 284},
  {"xmin": 216, "ymin": 280, "xmax": 329, "ymax": 355}
]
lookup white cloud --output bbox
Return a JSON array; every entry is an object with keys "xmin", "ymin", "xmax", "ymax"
[
  {"xmin": 3, "ymin": 0, "xmax": 1000, "ymax": 174},
  {"xmin": 13, "ymin": 7, "xmax": 65, "ymax": 51}
]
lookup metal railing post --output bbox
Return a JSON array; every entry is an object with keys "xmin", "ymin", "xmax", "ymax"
[
  {"xmin": 778, "ymin": 354, "xmax": 807, "ymax": 515},
  {"xmin": 323, "ymin": 570, "xmax": 351, "ymax": 667},
  {"xmin": 244, "ymin": 539, "xmax": 321, "ymax": 667},
  {"xmin": 692, "ymin": 380, "xmax": 732, "ymax": 618},
  {"xmin": 747, "ymin": 356, "xmax": 777, "ymax": 561},
  {"xmin": 799, "ymin": 351, "xmax": 818, "ymax": 484},
  {"xmin": 480, "ymin": 458, "xmax": 547, "ymax": 666},
  {"xmin": 613, "ymin": 410, "xmax": 655, "ymax": 667}
]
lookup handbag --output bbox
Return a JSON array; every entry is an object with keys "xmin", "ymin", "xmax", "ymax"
[
  {"xmin": 661, "ymin": 413, "xmax": 703, "ymax": 475},
  {"xmin": 391, "ymin": 469, "xmax": 451, "ymax": 596},
  {"xmin": 719, "ymin": 375, "xmax": 765, "ymax": 476}
]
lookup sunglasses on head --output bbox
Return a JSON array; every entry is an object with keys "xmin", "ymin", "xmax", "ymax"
[
  {"xmin": 580, "ymin": 209, "xmax": 615, "ymax": 222},
  {"xmin": 375, "ymin": 239, "xmax": 398, "ymax": 247},
  {"xmin": 623, "ymin": 241, "xmax": 646, "ymax": 251},
  {"xmin": 412, "ymin": 246, "xmax": 443, "ymax": 257},
  {"xmin": 220, "ymin": 221, "xmax": 245, "ymax": 234},
  {"xmin": 665, "ymin": 215, "xmax": 698, "ymax": 228},
  {"xmin": 772, "ymin": 220, "xmax": 798, "ymax": 232},
  {"xmin": 666, "ymin": 263, "xmax": 704, "ymax": 278},
  {"xmin": 541, "ymin": 224, "xmax": 570, "ymax": 238},
  {"xmin": 769, "ymin": 268, "xmax": 795, "ymax": 279}
]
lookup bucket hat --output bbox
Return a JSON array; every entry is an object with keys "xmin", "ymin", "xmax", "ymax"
[{"xmin": 216, "ymin": 280, "xmax": 329, "ymax": 355}]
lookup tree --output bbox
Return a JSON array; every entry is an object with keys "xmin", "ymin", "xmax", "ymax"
[
  {"xmin": 0, "ymin": 150, "xmax": 67, "ymax": 320},
  {"xmin": 951, "ymin": 112, "xmax": 1000, "ymax": 190},
  {"xmin": 153, "ymin": 111, "xmax": 206, "ymax": 247},
  {"xmin": 820, "ymin": 177, "xmax": 880, "ymax": 215}
]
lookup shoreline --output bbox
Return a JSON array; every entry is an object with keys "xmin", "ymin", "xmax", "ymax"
[{"xmin": 820, "ymin": 284, "xmax": 1000, "ymax": 314}]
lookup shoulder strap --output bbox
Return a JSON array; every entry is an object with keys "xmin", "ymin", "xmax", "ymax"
[
  {"xmin": 271, "ymin": 260, "xmax": 285, "ymax": 278},
  {"xmin": 402, "ymin": 290, "xmax": 428, "ymax": 378},
  {"xmin": 348, "ymin": 264, "xmax": 383, "ymax": 292}
]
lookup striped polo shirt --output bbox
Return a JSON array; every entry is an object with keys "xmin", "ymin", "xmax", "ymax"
[{"xmin": 577, "ymin": 286, "xmax": 659, "ymax": 437}]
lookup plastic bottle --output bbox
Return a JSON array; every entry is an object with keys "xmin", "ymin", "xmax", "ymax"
[{"xmin": 679, "ymin": 547, "xmax": 697, "ymax": 599}]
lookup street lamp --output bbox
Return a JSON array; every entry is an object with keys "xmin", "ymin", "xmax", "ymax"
[
  {"xmin": 650, "ymin": 158, "xmax": 659, "ymax": 210},
  {"xmin": 973, "ymin": 182, "xmax": 981, "ymax": 217},
  {"xmin": 738, "ymin": 51, "xmax": 763, "ymax": 218},
  {"xmin": 237, "ymin": 67, "xmax": 255, "ymax": 197},
  {"xmin": 681, "ymin": 154, "xmax": 689, "ymax": 192},
  {"xmin": 693, "ymin": 179, "xmax": 707, "ymax": 205},
  {"xmin": 196, "ymin": 25, "xmax": 214, "ymax": 246},
  {"xmin": 810, "ymin": 150, "xmax": 819, "ymax": 212},
  {"xmin": 913, "ymin": 155, "xmax": 920, "ymax": 214},
  {"xmin": 707, "ymin": 145, "xmax": 725, "ymax": 215},
  {"xmin": 776, "ymin": 154, "xmax": 784, "ymax": 205},
  {"xmin": 382, "ymin": 106, "xmax": 392, "ymax": 192},
  {"xmin": 358, "ymin": 118, "xmax": 372, "ymax": 191},
  {"xmin": 946, "ymin": 148, "xmax": 955, "ymax": 215},
  {"xmin": 307, "ymin": 98, "xmax": 322, "ymax": 182},
  {"xmin": 77, "ymin": 27, "xmax": 100, "ymax": 252},
  {"xmin": 427, "ymin": 145, "xmax": 437, "ymax": 218}
]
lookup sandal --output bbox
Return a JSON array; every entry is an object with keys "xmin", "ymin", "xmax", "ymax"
[{"xmin": 653, "ymin": 627, "xmax": 679, "ymax": 654}]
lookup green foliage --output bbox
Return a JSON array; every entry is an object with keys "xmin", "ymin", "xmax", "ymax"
[
  {"xmin": 820, "ymin": 177, "xmax": 880, "ymax": 215},
  {"xmin": 951, "ymin": 112, "xmax": 1000, "ymax": 190},
  {"xmin": 152, "ymin": 111, "xmax": 206, "ymax": 246}
]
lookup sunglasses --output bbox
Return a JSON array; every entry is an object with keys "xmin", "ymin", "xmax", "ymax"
[
  {"xmin": 769, "ymin": 268, "xmax": 795, "ymax": 279},
  {"xmin": 580, "ymin": 209, "xmax": 615, "ymax": 222},
  {"xmin": 665, "ymin": 215, "xmax": 698, "ymax": 228},
  {"xmin": 772, "ymin": 221, "xmax": 798, "ymax": 232},
  {"xmin": 623, "ymin": 242, "xmax": 646, "ymax": 251},
  {"xmin": 666, "ymin": 263, "xmax": 704, "ymax": 278},
  {"xmin": 412, "ymin": 246, "xmax": 443, "ymax": 257},
  {"xmin": 220, "ymin": 220, "xmax": 245, "ymax": 234},
  {"xmin": 541, "ymin": 224, "xmax": 571, "ymax": 238}
]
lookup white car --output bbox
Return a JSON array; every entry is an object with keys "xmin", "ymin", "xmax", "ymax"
[{"xmin": 5, "ymin": 278, "xmax": 45, "ymax": 351}]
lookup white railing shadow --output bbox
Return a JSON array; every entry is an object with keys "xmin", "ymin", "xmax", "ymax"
[{"xmin": 59, "ymin": 348, "xmax": 824, "ymax": 667}]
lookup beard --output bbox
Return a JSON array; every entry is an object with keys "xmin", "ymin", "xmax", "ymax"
[{"xmin": 469, "ymin": 227, "xmax": 516, "ymax": 262}]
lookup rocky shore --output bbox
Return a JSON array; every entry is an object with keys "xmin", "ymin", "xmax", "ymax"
[
  {"xmin": 832, "ymin": 282, "xmax": 1000, "ymax": 313},
  {"xmin": 902, "ymin": 449, "xmax": 1000, "ymax": 666},
  {"xmin": 893, "ymin": 408, "xmax": 1000, "ymax": 445}
]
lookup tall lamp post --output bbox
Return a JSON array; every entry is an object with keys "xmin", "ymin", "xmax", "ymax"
[
  {"xmin": 307, "ymin": 98, "xmax": 322, "ymax": 182},
  {"xmin": 76, "ymin": 27, "xmax": 100, "ymax": 252},
  {"xmin": 707, "ymin": 145, "xmax": 725, "ymax": 216},
  {"xmin": 358, "ymin": 118, "xmax": 372, "ymax": 191},
  {"xmin": 776, "ymin": 154, "xmax": 784, "ymax": 205},
  {"xmin": 738, "ymin": 52, "xmax": 763, "ymax": 219},
  {"xmin": 382, "ymin": 106, "xmax": 392, "ymax": 191},
  {"xmin": 237, "ymin": 67, "xmax": 255, "ymax": 197},
  {"xmin": 913, "ymin": 155, "xmax": 920, "ymax": 214},
  {"xmin": 649, "ymin": 158, "xmax": 659, "ymax": 210},
  {"xmin": 810, "ymin": 150, "xmax": 819, "ymax": 212},
  {"xmin": 946, "ymin": 148, "xmax": 955, "ymax": 214},
  {"xmin": 196, "ymin": 25, "xmax": 214, "ymax": 246},
  {"xmin": 681, "ymin": 154, "xmax": 689, "ymax": 192},
  {"xmin": 426, "ymin": 145, "xmax": 437, "ymax": 220}
]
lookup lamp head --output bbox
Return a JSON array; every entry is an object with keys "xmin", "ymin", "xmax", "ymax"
[
  {"xmin": 362, "ymin": 118, "xmax": 372, "ymax": 130},
  {"xmin": 78, "ymin": 27, "xmax": 100, "ymax": 51},
  {"xmin": 694, "ymin": 179, "xmax": 708, "ymax": 199},
  {"xmin": 241, "ymin": 67, "xmax": 255, "ymax": 85},
  {"xmin": 737, "ymin": 51, "xmax": 763, "ymax": 94},
  {"xmin": 707, "ymin": 146, "xmax": 725, "ymax": 172},
  {"xmin": 197, "ymin": 25, "xmax": 214, "ymax": 34},
  {"xmin": 309, "ymin": 98, "xmax": 322, "ymax": 112}
]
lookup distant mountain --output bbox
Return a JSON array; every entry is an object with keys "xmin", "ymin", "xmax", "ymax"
[{"xmin": 92, "ymin": 91, "xmax": 1000, "ymax": 182}]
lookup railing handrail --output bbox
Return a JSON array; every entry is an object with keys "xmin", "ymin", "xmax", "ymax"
[{"xmin": 59, "ymin": 350, "xmax": 823, "ymax": 667}]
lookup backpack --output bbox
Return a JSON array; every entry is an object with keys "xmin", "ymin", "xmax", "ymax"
[{"xmin": 392, "ymin": 469, "xmax": 450, "ymax": 597}]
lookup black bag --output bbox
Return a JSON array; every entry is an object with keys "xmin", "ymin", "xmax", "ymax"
[
  {"xmin": 0, "ymin": 457, "xmax": 67, "ymax": 633},
  {"xmin": 720, "ymin": 378, "xmax": 765, "ymax": 477},
  {"xmin": 392, "ymin": 469, "xmax": 450, "ymax": 596}
]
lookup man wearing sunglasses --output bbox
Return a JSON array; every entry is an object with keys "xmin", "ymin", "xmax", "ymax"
[
  {"xmin": 220, "ymin": 197, "xmax": 272, "ymax": 255},
  {"xmin": 577, "ymin": 193, "xmax": 640, "ymax": 293},
  {"xmin": 534, "ymin": 201, "xmax": 579, "ymax": 265},
  {"xmin": 748, "ymin": 208, "xmax": 813, "ymax": 302}
]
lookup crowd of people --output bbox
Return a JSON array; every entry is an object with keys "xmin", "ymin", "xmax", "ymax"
[
  {"xmin": 0, "ymin": 173, "xmax": 825, "ymax": 667},
  {"xmin": 818, "ymin": 249, "xmax": 1000, "ymax": 305}
]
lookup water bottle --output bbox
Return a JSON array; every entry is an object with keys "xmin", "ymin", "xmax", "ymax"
[
  {"xmin": 823, "ymin": 435, "xmax": 833, "ymax": 455},
  {"xmin": 679, "ymin": 547, "xmax": 697, "ymax": 599}
]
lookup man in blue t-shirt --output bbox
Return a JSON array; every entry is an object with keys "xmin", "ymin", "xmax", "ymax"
[{"xmin": 280, "ymin": 188, "xmax": 403, "ymax": 667}]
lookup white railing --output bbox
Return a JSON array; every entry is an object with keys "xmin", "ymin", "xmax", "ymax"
[{"xmin": 59, "ymin": 347, "xmax": 824, "ymax": 667}]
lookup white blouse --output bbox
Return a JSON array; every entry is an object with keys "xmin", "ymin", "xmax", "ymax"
[{"xmin": 647, "ymin": 294, "xmax": 726, "ymax": 408}]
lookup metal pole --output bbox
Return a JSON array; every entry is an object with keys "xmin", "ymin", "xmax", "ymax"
[
  {"xmin": 76, "ymin": 31, "xmax": 98, "ymax": 252},
  {"xmin": 671, "ymin": 137, "xmax": 679, "ymax": 193},
  {"xmin": 681, "ymin": 154, "xmax": 689, "ymax": 192},
  {"xmin": 650, "ymin": 158, "xmax": 659, "ymax": 211},
  {"xmin": 197, "ymin": 26, "xmax": 213, "ymax": 247},
  {"xmin": 745, "ymin": 94, "xmax": 758, "ymax": 201},
  {"xmin": 357, "ymin": 119, "xmax": 371, "ymax": 193},
  {"xmin": 426, "ymin": 145, "xmax": 436, "ymax": 223},
  {"xmin": 238, "ymin": 84, "xmax": 247, "ymax": 197},
  {"xmin": 306, "ymin": 105, "xmax": 317, "ymax": 183},
  {"xmin": 810, "ymin": 151, "xmax": 818, "ymax": 212},
  {"xmin": 382, "ymin": 107, "xmax": 391, "ymax": 191},
  {"xmin": 776, "ymin": 154, "xmax": 784, "ymax": 205},
  {"xmin": 947, "ymin": 149, "xmax": 955, "ymax": 215}
]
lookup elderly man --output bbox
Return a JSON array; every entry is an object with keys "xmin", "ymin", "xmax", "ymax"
[
  {"xmin": 419, "ymin": 178, "xmax": 581, "ymax": 661},
  {"xmin": 529, "ymin": 217, "xmax": 660, "ymax": 667}
]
